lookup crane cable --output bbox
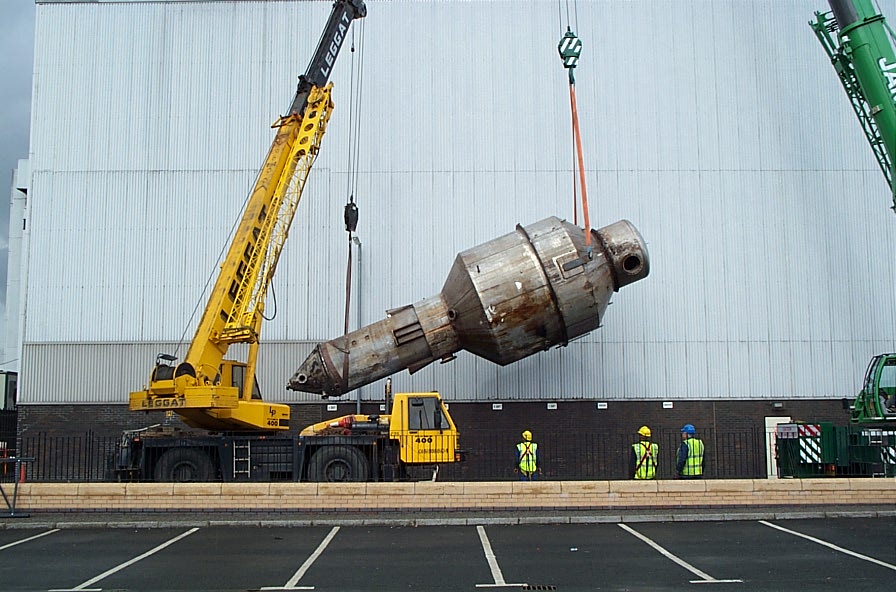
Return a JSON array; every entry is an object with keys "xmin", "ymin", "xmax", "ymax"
[
  {"xmin": 557, "ymin": 4, "xmax": 593, "ymax": 258},
  {"xmin": 557, "ymin": 1, "xmax": 577, "ymax": 225},
  {"xmin": 340, "ymin": 18, "xmax": 365, "ymax": 393}
]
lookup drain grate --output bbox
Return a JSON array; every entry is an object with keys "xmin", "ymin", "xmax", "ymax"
[{"xmin": 522, "ymin": 586, "xmax": 557, "ymax": 591}]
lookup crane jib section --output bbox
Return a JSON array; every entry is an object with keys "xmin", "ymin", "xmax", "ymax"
[
  {"xmin": 220, "ymin": 85, "xmax": 335, "ymax": 345},
  {"xmin": 180, "ymin": 85, "xmax": 334, "ymax": 385}
]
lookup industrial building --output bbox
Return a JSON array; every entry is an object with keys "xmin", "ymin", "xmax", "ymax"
[{"xmin": 5, "ymin": 0, "xmax": 895, "ymax": 476}]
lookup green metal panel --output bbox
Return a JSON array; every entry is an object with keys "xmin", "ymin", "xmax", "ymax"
[
  {"xmin": 775, "ymin": 423, "xmax": 831, "ymax": 477},
  {"xmin": 832, "ymin": 424, "xmax": 851, "ymax": 467},
  {"xmin": 846, "ymin": 425, "xmax": 896, "ymax": 476},
  {"xmin": 819, "ymin": 422, "xmax": 839, "ymax": 464},
  {"xmin": 774, "ymin": 421, "xmax": 896, "ymax": 477}
]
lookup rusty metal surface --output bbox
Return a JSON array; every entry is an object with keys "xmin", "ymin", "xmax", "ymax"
[{"xmin": 289, "ymin": 217, "xmax": 649, "ymax": 397}]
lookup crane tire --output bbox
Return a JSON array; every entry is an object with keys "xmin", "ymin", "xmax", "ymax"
[
  {"xmin": 308, "ymin": 445, "xmax": 370, "ymax": 482},
  {"xmin": 154, "ymin": 448, "xmax": 215, "ymax": 482}
]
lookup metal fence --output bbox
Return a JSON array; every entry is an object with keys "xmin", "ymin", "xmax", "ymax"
[
  {"xmin": 8, "ymin": 432, "xmax": 119, "ymax": 483},
  {"xmin": 0, "ymin": 410, "xmax": 16, "ymax": 447},
  {"xmin": 4, "ymin": 427, "xmax": 771, "ymax": 483},
  {"xmin": 775, "ymin": 424, "xmax": 896, "ymax": 478},
  {"xmin": 438, "ymin": 427, "xmax": 768, "ymax": 481}
]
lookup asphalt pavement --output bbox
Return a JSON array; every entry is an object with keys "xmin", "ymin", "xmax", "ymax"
[{"xmin": 0, "ymin": 516, "xmax": 893, "ymax": 591}]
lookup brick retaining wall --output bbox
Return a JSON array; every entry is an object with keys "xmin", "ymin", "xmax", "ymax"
[
  {"xmin": 15, "ymin": 400, "xmax": 855, "ymax": 481},
  {"xmin": 12, "ymin": 479, "xmax": 895, "ymax": 513}
]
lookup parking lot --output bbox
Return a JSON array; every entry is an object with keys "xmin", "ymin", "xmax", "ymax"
[{"xmin": 0, "ymin": 517, "xmax": 893, "ymax": 591}]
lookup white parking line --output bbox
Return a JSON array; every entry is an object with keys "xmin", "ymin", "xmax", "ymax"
[
  {"xmin": 260, "ymin": 525, "xmax": 340, "ymax": 591},
  {"xmin": 618, "ymin": 524, "xmax": 742, "ymax": 584},
  {"xmin": 0, "ymin": 529, "xmax": 59, "ymax": 550},
  {"xmin": 759, "ymin": 520, "xmax": 896, "ymax": 571},
  {"xmin": 48, "ymin": 527, "xmax": 199, "ymax": 592},
  {"xmin": 474, "ymin": 525, "xmax": 527, "ymax": 588}
]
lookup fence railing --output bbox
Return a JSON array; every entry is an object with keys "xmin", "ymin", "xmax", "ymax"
[
  {"xmin": 0, "ymin": 410, "xmax": 16, "ymax": 449},
  {"xmin": 438, "ymin": 428, "xmax": 768, "ymax": 481},
  {"xmin": 6, "ymin": 433, "xmax": 119, "ymax": 483},
  {"xmin": 5, "ymin": 428, "xmax": 774, "ymax": 483}
]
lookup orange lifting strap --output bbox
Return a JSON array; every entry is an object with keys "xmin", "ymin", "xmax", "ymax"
[{"xmin": 558, "ymin": 27, "xmax": 592, "ymax": 256}]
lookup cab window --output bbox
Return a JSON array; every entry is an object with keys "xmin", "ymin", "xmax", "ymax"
[
  {"xmin": 407, "ymin": 397, "xmax": 447, "ymax": 431},
  {"xmin": 229, "ymin": 364, "xmax": 262, "ymax": 400},
  {"xmin": 880, "ymin": 360, "xmax": 896, "ymax": 399}
]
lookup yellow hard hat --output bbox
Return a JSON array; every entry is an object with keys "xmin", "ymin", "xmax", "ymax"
[
  {"xmin": 522, "ymin": 430, "xmax": 532, "ymax": 441},
  {"xmin": 638, "ymin": 425, "xmax": 651, "ymax": 438}
]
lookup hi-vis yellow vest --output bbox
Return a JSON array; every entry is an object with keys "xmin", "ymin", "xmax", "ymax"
[
  {"xmin": 517, "ymin": 441, "xmax": 537, "ymax": 472},
  {"xmin": 632, "ymin": 441, "xmax": 658, "ymax": 479},
  {"xmin": 683, "ymin": 438, "xmax": 704, "ymax": 476}
]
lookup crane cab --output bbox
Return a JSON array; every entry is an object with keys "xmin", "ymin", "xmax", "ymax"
[
  {"xmin": 851, "ymin": 354, "xmax": 896, "ymax": 422},
  {"xmin": 130, "ymin": 357, "xmax": 290, "ymax": 431},
  {"xmin": 388, "ymin": 393, "xmax": 459, "ymax": 465}
]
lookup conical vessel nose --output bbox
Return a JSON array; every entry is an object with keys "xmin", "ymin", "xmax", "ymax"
[{"xmin": 290, "ymin": 345, "xmax": 331, "ymax": 394}]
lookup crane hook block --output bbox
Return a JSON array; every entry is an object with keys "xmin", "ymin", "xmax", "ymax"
[
  {"xmin": 344, "ymin": 202, "xmax": 359, "ymax": 233},
  {"xmin": 558, "ymin": 28, "xmax": 582, "ymax": 69}
]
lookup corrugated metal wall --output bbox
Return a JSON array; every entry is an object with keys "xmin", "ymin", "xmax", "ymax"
[{"xmin": 22, "ymin": 0, "xmax": 896, "ymax": 404}]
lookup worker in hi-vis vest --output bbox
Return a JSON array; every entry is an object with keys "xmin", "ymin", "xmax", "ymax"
[
  {"xmin": 676, "ymin": 423, "xmax": 705, "ymax": 479},
  {"xmin": 630, "ymin": 425, "xmax": 658, "ymax": 479},
  {"xmin": 515, "ymin": 430, "xmax": 539, "ymax": 480}
]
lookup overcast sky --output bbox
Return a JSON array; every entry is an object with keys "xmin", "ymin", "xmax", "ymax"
[
  {"xmin": 1, "ymin": 1, "xmax": 34, "ymax": 235},
  {"xmin": 0, "ymin": 1, "xmax": 34, "ymax": 363}
]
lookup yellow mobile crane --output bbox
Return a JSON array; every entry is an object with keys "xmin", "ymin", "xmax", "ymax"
[
  {"xmin": 116, "ymin": 1, "xmax": 462, "ymax": 482},
  {"xmin": 129, "ymin": 0, "xmax": 366, "ymax": 430}
]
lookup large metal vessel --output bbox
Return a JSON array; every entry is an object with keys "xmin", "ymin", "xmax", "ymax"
[{"xmin": 289, "ymin": 216, "xmax": 649, "ymax": 397}]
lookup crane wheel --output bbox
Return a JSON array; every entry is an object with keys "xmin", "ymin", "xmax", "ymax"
[
  {"xmin": 307, "ymin": 445, "xmax": 370, "ymax": 482},
  {"xmin": 154, "ymin": 448, "xmax": 215, "ymax": 482}
]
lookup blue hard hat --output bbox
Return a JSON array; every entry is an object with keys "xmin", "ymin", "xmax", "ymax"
[{"xmin": 681, "ymin": 424, "xmax": 696, "ymax": 435}]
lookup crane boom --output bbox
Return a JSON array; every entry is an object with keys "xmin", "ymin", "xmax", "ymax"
[
  {"xmin": 290, "ymin": 0, "xmax": 366, "ymax": 115},
  {"xmin": 811, "ymin": 0, "xmax": 896, "ymax": 212},
  {"xmin": 129, "ymin": 0, "xmax": 366, "ymax": 431}
]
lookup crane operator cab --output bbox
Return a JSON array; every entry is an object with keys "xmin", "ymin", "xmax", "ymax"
[{"xmin": 851, "ymin": 354, "xmax": 896, "ymax": 421}]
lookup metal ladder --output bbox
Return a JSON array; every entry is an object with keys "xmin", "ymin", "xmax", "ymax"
[{"xmin": 233, "ymin": 440, "xmax": 251, "ymax": 479}]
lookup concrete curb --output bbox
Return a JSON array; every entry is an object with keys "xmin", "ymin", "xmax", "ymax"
[
  {"xmin": 13, "ymin": 478, "xmax": 896, "ymax": 515},
  {"xmin": 3, "ymin": 508, "xmax": 894, "ymax": 530},
  {"xmin": 4, "ymin": 478, "xmax": 893, "ymax": 530}
]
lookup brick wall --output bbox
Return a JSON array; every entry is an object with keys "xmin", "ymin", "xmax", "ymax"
[
  {"xmin": 17, "ymin": 399, "xmax": 850, "ymax": 438},
  {"xmin": 14, "ymin": 399, "xmax": 851, "ymax": 481}
]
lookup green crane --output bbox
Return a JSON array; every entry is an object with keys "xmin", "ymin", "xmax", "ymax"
[{"xmin": 811, "ymin": 0, "xmax": 896, "ymax": 213}]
